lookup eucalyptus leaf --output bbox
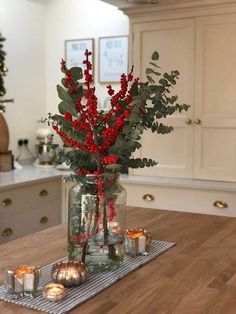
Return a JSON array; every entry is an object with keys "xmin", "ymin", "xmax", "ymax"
[
  {"xmin": 57, "ymin": 85, "xmax": 73, "ymax": 102},
  {"xmin": 58, "ymin": 100, "xmax": 77, "ymax": 116},
  {"xmin": 146, "ymin": 68, "xmax": 154, "ymax": 75},
  {"xmin": 159, "ymin": 78, "xmax": 168, "ymax": 87},
  {"xmin": 150, "ymin": 62, "xmax": 160, "ymax": 68},
  {"xmin": 105, "ymin": 163, "xmax": 122, "ymax": 170},
  {"xmin": 147, "ymin": 75, "xmax": 155, "ymax": 84},
  {"xmin": 70, "ymin": 67, "xmax": 83, "ymax": 81},
  {"xmin": 151, "ymin": 51, "xmax": 159, "ymax": 61}
]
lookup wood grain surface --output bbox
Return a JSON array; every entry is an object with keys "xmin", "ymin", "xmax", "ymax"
[{"xmin": 1, "ymin": 207, "xmax": 236, "ymax": 314}]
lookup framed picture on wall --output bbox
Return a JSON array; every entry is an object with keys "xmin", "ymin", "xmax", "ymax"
[
  {"xmin": 99, "ymin": 36, "xmax": 128, "ymax": 83},
  {"xmin": 65, "ymin": 38, "xmax": 94, "ymax": 80}
]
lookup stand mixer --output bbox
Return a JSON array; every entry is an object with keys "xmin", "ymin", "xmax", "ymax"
[{"xmin": 33, "ymin": 128, "xmax": 58, "ymax": 168}]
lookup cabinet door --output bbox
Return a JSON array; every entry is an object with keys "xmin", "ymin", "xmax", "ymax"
[
  {"xmin": 132, "ymin": 18, "xmax": 195, "ymax": 178},
  {"xmin": 194, "ymin": 14, "xmax": 236, "ymax": 181}
]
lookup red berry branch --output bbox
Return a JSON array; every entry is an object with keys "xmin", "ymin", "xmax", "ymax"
[{"xmin": 53, "ymin": 49, "xmax": 137, "ymax": 176}]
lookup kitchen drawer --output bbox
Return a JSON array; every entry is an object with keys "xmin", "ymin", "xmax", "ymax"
[
  {"xmin": 0, "ymin": 179, "xmax": 61, "ymax": 217},
  {"xmin": 0, "ymin": 200, "xmax": 61, "ymax": 243},
  {"xmin": 123, "ymin": 183, "xmax": 236, "ymax": 217}
]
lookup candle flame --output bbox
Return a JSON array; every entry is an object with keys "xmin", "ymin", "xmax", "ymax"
[{"xmin": 14, "ymin": 265, "xmax": 33, "ymax": 277}]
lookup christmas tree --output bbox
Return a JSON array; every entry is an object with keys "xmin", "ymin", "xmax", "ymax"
[
  {"xmin": 0, "ymin": 32, "xmax": 13, "ymax": 112},
  {"xmin": 0, "ymin": 33, "xmax": 7, "ymax": 107}
]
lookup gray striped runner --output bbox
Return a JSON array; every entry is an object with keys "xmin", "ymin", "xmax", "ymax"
[{"xmin": 0, "ymin": 240, "xmax": 175, "ymax": 314}]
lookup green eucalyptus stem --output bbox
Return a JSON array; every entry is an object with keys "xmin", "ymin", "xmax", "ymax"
[
  {"xmin": 67, "ymin": 204, "xmax": 76, "ymax": 260},
  {"xmin": 81, "ymin": 245, "xmax": 87, "ymax": 263},
  {"xmin": 103, "ymin": 202, "xmax": 108, "ymax": 244},
  {"xmin": 93, "ymin": 128, "xmax": 109, "ymax": 244}
]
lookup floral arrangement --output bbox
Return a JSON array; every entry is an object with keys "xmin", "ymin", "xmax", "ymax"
[
  {"xmin": 47, "ymin": 50, "xmax": 188, "ymax": 179},
  {"xmin": 46, "ymin": 50, "xmax": 189, "ymax": 265}
]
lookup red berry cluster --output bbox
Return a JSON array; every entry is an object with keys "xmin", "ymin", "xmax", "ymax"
[
  {"xmin": 101, "ymin": 155, "xmax": 118, "ymax": 164},
  {"xmin": 108, "ymin": 201, "xmax": 116, "ymax": 222},
  {"xmin": 54, "ymin": 50, "xmax": 139, "ymax": 175}
]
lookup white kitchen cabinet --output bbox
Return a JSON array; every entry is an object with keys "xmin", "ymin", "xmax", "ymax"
[
  {"xmin": 194, "ymin": 13, "xmax": 236, "ymax": 181},
  {"xmin": 132, "ymin": 18, "xmax": 195, "ymax": 179},
  {"xmin": 120, "ymin": 175, "xmax": 236, "ymax": 217},
  {"xmin": 120, "ymin": 1, "xmax": 236, "ymax": 212},
  {"xmin": 124, "ymin": 1, "xmax": 236, "ymax": 182},
  {"xmin": 0, "ymin": 167, "xmax": 62, "ymax": 243}
]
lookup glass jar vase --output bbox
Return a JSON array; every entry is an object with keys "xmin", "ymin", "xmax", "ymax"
[{"xmin": 68, "ymin": 174, "xmax": 126, "ymax": 272}]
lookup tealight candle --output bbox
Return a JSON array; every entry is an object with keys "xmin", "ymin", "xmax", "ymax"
[{"xmin": 42, "ymin": 283, "xmax": 65, "ymax": 302}]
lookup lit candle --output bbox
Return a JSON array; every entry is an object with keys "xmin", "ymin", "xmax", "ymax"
[
  {"xmin": 125, "ymin": 228, "xmax": 152, "ymax": 256},
  {"xmin": 4, "ymin": 265, "xmax": 41, "ymax": 298},
  {"xmin": 43, "ymin": 283, "xmax": 65, "ymax": 302}
]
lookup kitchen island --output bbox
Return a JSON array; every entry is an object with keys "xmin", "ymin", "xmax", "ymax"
[{"xmin": 1, "ymin": 207, "xmax": 236, "ymax": 313}]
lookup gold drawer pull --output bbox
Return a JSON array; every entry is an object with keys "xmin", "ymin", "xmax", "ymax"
[
  {"xmin": 213, "ymin": 200, "xmax": 228, "ymax": 209},
  {"xmin": 2, "ymin": 228, "xmax": 13, "ymax": 237},
  {"xmin": 194, "ymin": 118, "xmax": 201, "ymax": 125},
  {"xmin": 1, "ymin": 198, "xmax": 12, "ymax": 207},
  {"xmin": 40, "ymin": 216, "xmax": 49, "ymax": 224},
  {"xmin": 39, "ymin": 189, "xmax": 48, "ymax": 197},
  {"xmin": 143, "ymin": 194, "xmax": 155, "ymax": 202},
  {"xmin": 185, "ymin": 118, "xmax": 192, "ymax": 125}
]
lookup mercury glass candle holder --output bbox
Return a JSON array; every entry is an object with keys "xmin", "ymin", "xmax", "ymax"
[
  {"xmin": 125, "ymin": 227, "xmax": 152, "ymax": 256},
  {"xmin": 51, "ymin": 260, "xmax": 88, "ymax": 287},
  {"xmin": 3, "ymin": 265, "xmax": 41, "ymax": 299}
]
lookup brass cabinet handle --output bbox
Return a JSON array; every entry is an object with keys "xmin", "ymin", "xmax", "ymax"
[
  {"xmin": 39, "ymin": 189, "xmax": 48, "ymax": 197},
  {"xmin": 142, "ymin": 194, "xmax": 155, "ymax": 202},
  {"xmin": 194, "ymin": 119, "xmax": 201, "ymax": 125},
  {"xmin": 2, "ymin": 228, "xmax": 13, "ymax": 237},
  {"xmin": 40, "ymin": 216, "xmax": 49, "ymax": 224},
  {"xmin": 1, "ymin": 198, "xmax": 12, "ymax": 207},
  {"xmin": 185, "ymin": 118, "xmax": 192, "ymax": 125},
  {"xmin": 213, "ymin": 200, "xmax": 228, "ymax": 209}
]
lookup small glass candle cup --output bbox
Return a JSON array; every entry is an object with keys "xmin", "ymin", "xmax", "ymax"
[{"xmin": 42, "ymin": 283, "xmax": 65, "ymax": 302}]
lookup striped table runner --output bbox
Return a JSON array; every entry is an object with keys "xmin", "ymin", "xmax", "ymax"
[{"xmin": 0, "ymin": 240, "xmax": 175, "ymax": 314}]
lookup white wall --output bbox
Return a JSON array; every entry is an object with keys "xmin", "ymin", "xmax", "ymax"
[
  {"xmin": 45, "ymin": 0, "xmax": 129, "ymax": 144},
  {"xmin": 0, "ymin": 0, "xmax": 46, "ymax": 157},
  {"xmin": 1, "ymin": 0, "xmax": 129, "ymax": 154}
]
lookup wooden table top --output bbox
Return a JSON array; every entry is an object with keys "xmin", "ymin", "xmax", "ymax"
[{"xmin": 1, "ymin": 207, "xmax": 236, "ymax": 314}]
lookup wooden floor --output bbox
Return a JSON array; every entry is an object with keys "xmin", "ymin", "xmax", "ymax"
[{"xmin": 1, "ymin": 207, "xmax": 236, "ymax": 313}]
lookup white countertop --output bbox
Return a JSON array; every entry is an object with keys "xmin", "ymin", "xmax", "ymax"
[
  {"xmin": 1, "ymin": 165, "xmax": 236, "ymax": 192},
  {"xmin": 0, "ymin": 165, "xmax": 64, "ymax": 190}
]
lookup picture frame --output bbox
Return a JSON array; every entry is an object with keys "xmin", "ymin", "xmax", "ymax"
[
  {"xmin": 99, "ymin": 36, "xmax": 128, "ymax": 83},
  {"xmin": 65, "ymin": 38, "xmax": 94, "ymax": 80}
]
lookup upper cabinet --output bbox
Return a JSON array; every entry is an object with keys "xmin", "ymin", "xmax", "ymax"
[{"xmin": 123, "ymin": 1, "xmax": 236, "ymax": 181}]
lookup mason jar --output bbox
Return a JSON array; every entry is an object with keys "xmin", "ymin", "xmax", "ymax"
[{"xmin": 67, "ymin": 174, "xmax": 126, "ymax": 272}]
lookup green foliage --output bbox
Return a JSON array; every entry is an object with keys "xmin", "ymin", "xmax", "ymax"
[{"xmin": 47, "ymin": 50, "xmax": 189, "ymax": 176}]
